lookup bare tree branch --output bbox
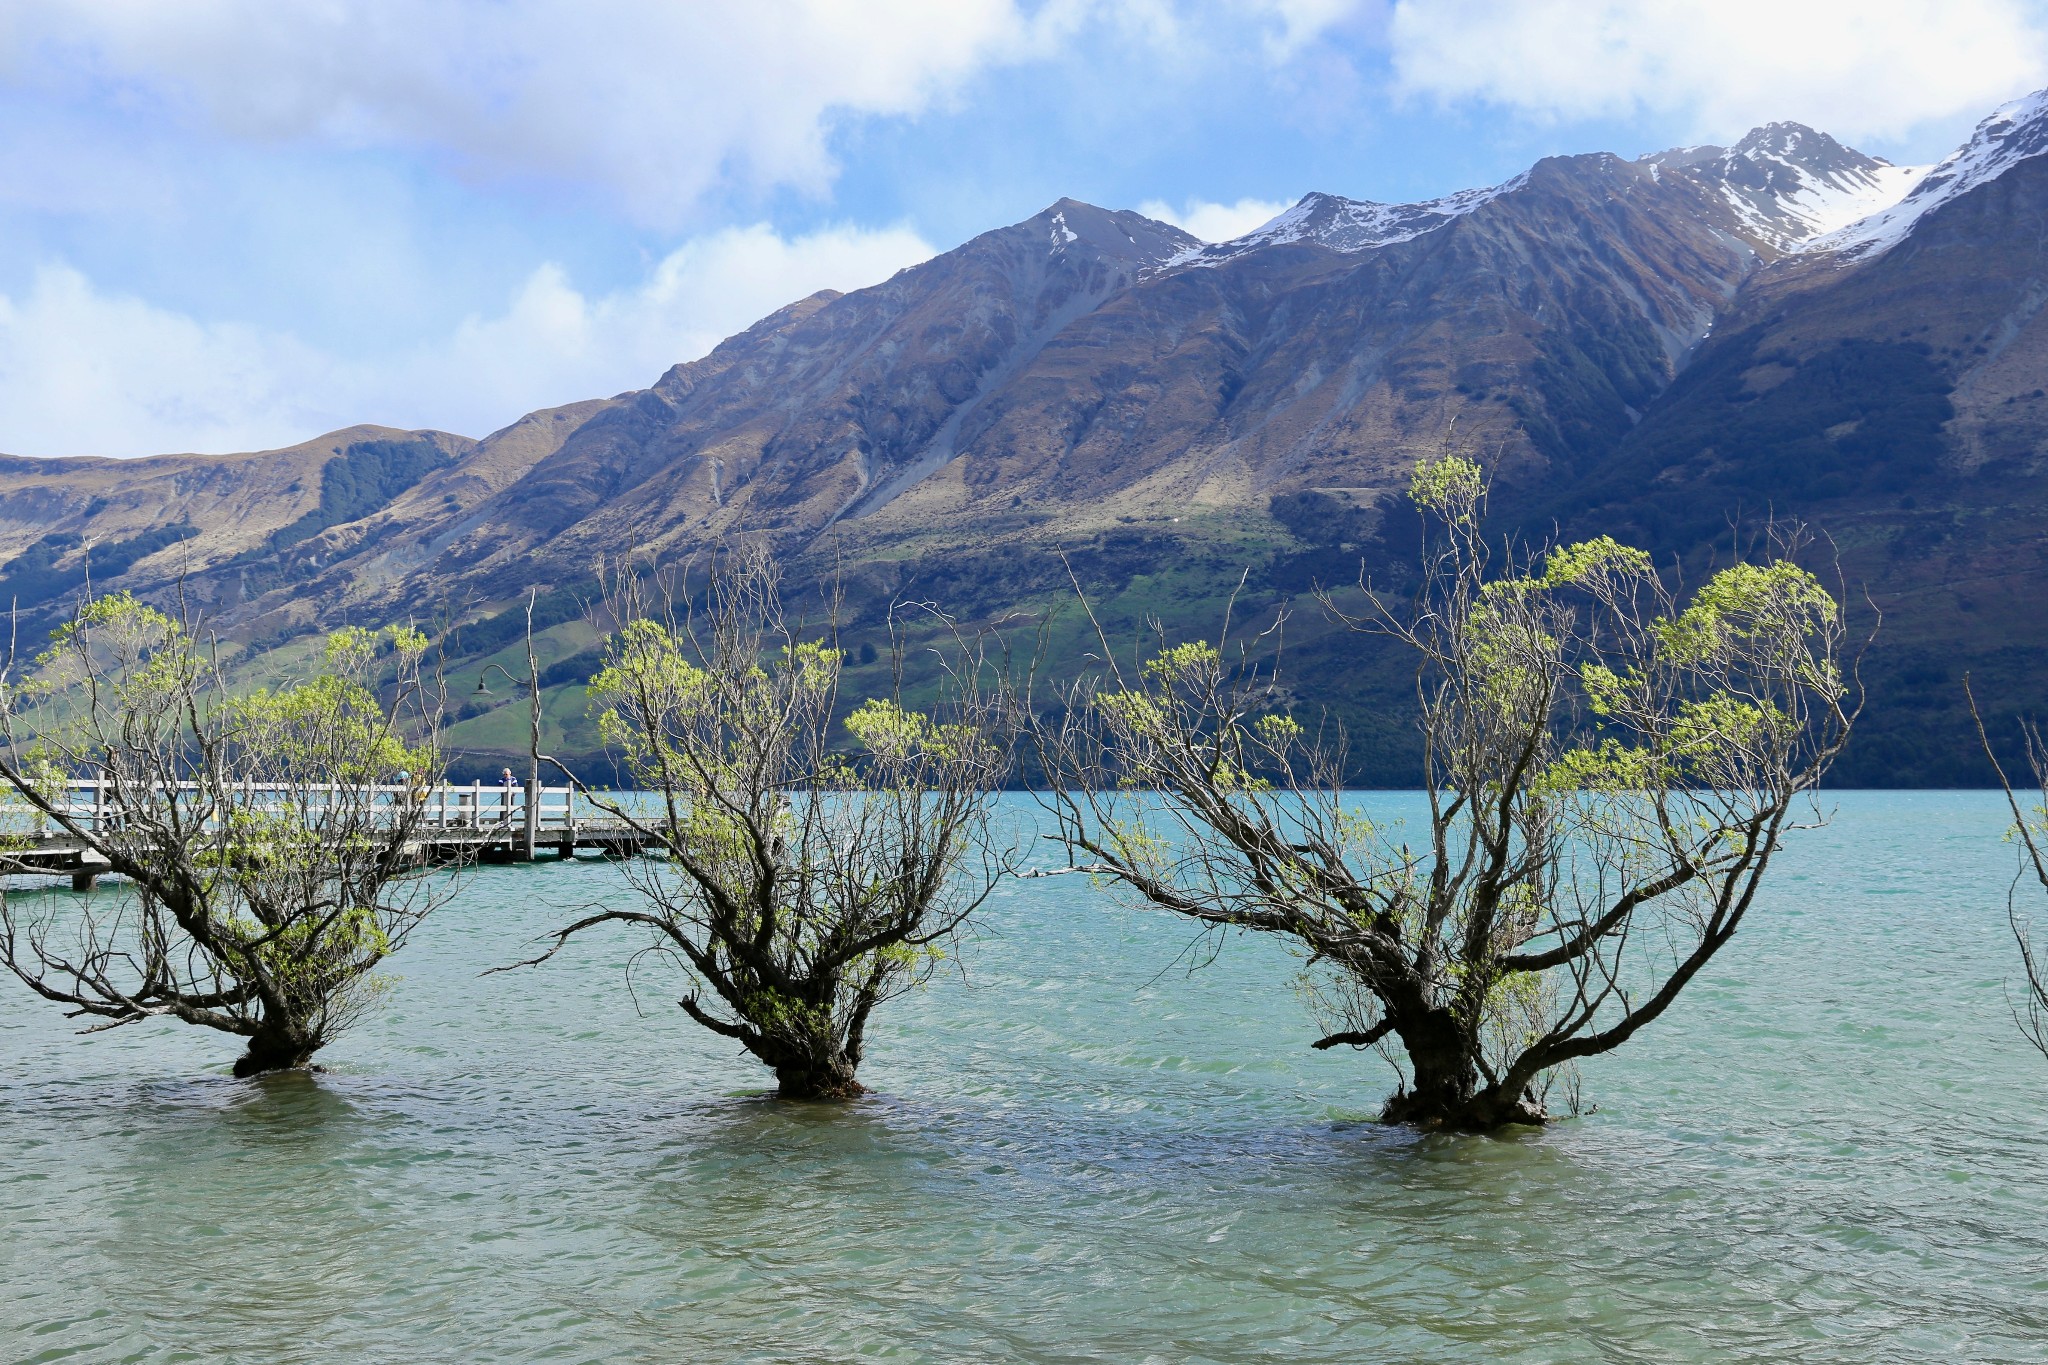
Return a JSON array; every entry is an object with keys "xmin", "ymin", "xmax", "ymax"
[{"xmin": 1967, "ymin": 676, "xmax": 2048, "ymax": 1060}]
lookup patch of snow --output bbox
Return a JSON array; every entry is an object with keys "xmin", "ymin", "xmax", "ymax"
[
  {"xmin": 1050, "ymin": 210, "xmax": 1078, "ymax": 248},
  {"xmin": 1772, "ymin": 161, "xmax": 1929, "ymax": 237},
  {"xmin": 1804, "ymin": 87, "xmax": 2048, "ymax": 259}
]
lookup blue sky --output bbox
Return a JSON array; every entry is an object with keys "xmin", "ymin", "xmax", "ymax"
[{"xmin": 1, "ymin": 0, "xmax": 2044, "ymax": 458}]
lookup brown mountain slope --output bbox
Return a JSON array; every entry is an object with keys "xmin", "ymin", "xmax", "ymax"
[
  {"xmin": 844, "ymin": 149, "xmax": 1760, "ymax": 540},
  {"xmin": 239, "ymin": 147, "xmax": 1799, "ymax": 629}
]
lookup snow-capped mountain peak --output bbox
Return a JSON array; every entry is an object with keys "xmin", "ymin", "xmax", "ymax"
[
  {"xmin": 1805, "ymin": 87, "xmax": 2048, "ymax": 260},
  {"xmin": 1640, "ymin": 123, "xmax": 1927, "ymax": 253}
]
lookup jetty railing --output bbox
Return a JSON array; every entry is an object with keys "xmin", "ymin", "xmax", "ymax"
[
  {"xmin": 1, "ymin": 778, "xmax": 579, "ymax": 836},
  {"xmin": 0, "ymin": 778, "xmax": 645, "ymax": 885}
]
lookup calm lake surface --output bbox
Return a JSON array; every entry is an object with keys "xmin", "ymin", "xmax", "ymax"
[{"xmin": 3, "ymin": 792, "xmax": 2046, "ymax": 1363}]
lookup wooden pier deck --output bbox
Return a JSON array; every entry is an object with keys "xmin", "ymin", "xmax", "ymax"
[{"xmin": 1, "ymin": 780, "xmax": 647, "ymax": 889}]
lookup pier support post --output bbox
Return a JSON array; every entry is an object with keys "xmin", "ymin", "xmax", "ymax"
[
  {"xmin": 70, "ymin": 849, "xmax": 111, "ymax": 892},
  {"xmin": 523, "ymin": 775, "xmax": 539, "ymax": 862}
]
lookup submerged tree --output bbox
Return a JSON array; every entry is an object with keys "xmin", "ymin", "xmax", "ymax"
[
  {"xmin": 1967, "ymin": 685, "xmax": 2048, "ymax": 1060},
  {"xmin": 0, "ymin": 593, "xmax": 453, "ymax": 1075},
  {"xmin": 509, "ymin": 547, "xmax": 1015, "ymax": 1099},
  {"xmin": 1031, "ymin": 457, "xmax": 1859, "ymax": 1129}
]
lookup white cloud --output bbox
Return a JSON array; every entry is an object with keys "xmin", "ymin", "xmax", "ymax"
[
  {"xmin": 0, "ymin": 224, "xmax": 934, "ymax": 458},
  {"xmin": 1388, "ymin": 0, "xmax": 2048, "ymax": 142},
  {"xmin": 0, "ymin": 3, "xmax": 1382, "ymax": 226},
  {"xmin": 1138, "ymin": 195, "xmax": 1293, "ymax": 240},
  {"xmin": 0, "ymin": 1, "xmax": 1044, "ymax": 225},
  {"xmin": 0, "ymin": 264, "xmax": 339, "ymax": 457}
]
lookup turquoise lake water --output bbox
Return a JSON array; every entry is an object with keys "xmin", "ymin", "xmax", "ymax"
[{"xmin": 3, "ymin": 792, "xmax": 2046, "ymax": 1362}]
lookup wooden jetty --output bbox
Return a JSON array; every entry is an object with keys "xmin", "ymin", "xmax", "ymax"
[{"xmin": 0, "ymin": 779, "xmax": 648, "ymax": 889}]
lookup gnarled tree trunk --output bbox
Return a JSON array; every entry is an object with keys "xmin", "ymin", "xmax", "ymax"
[
  {"xmin": 1374, "ymin": 1010, "xmax": 1545, "ymax": 1130},
  {"xmin": 769, "ymin": 1048, "xmax": 867, "ymax": 1100},
  {"xmin": 232, "ymin": 1018, "xmax": 320, "ymax": 1077}
]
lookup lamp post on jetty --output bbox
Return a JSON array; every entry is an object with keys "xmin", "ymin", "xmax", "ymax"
[{"xmin": 474, "ymin": 661, "xmax": 542, "ymax": 861}]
